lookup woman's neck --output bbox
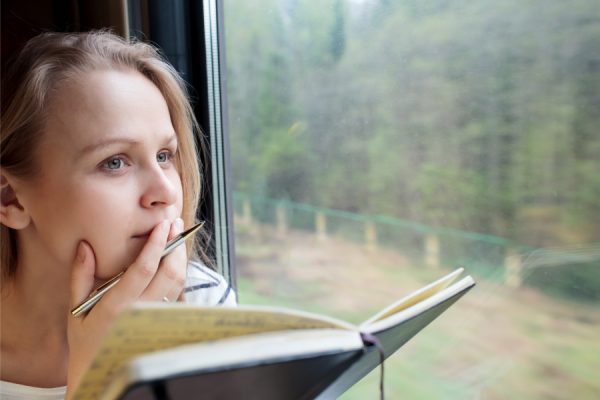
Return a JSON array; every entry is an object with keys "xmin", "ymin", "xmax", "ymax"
[{"xmin": 0, "ymin": 234, "xmax": 72, "ymax": 387}]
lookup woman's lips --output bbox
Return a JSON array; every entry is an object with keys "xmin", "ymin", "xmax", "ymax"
[
  {"xmin": 132, "ymin": 231, "xmax": 151, "ymax": 239},
  {"xmin": 132, "ymin": 220, "xmax": 172, "ymax": 239}
]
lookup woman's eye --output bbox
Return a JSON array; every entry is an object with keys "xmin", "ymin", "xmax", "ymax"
[
  {"xmin": 102, "ymin": 157, "xmax": 125, "ymax": 170},
  {"xmin": 157, "ymin": 151, "xmax": 172, "ymax": 163}
]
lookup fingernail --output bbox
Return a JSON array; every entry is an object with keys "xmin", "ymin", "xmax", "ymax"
[
  {"xmin": 175, "ymin": 218, "xmax": 184, "ymax": 231},
  {"xmin": 162, "ymin": 220, "xmax": 170, "ymax": 231},
  {"xmin": 77, "ymin": 242, "xmax": 86, "ymax": 263}
]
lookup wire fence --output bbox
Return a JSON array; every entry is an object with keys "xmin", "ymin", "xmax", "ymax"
[{"xmin": 232, "ymin": 192, "xmax": 539, "ymax": 286}]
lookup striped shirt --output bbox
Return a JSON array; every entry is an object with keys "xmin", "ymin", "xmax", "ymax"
[{"xmin": 184, "ymin": 261, "xmax": 237, "ymax": 306}]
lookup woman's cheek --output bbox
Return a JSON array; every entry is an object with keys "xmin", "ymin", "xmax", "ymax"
[{"xmin": 89, "ymin": 236, "xmax": 139, "ymax": 280}]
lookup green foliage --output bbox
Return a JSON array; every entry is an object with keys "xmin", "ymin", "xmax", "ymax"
[
  {"xmin": 329, "ymin": 0, "xmax": 346, "ymax": 63},
  {"xmin": 413, "ymin": 164, "xmax": 492, "ymax": 228},
  {"xmin": 253, "ymin": 123, "xmax": 313, "ymax": 200},
  {"xmin": 524, "ymin": 262, "xmax": 600, "ymax": 302},
  {"xmin": 224, "ymin": 0, "xmax": 600, "ymax": 248}
]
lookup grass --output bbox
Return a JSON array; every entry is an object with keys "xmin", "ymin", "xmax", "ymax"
[{"xmin": 234, "ymin": 225, "xmax": 600, "ymax": 399}]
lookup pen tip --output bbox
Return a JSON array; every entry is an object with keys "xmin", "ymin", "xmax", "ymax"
[{"xmin": 183, "ymin": 221, "xmax": 204, "ymax": 237}]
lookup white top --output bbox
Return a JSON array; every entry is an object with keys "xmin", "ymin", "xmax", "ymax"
[
  {"xmin": 0, "ymin": 383, "xmax": 66, "ymax": 400},
  {"xmin": 0, "ymin": 262, "xmax": 236, "ymax": 400}
]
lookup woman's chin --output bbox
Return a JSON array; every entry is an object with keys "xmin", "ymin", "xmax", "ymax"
[{"xmin": 94, "ymin": 248, "xmax": 140, "ymax": 281}]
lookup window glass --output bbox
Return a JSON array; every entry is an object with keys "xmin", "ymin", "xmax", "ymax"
[{"xmin": 224, "ymin": 0, "xmax": 600, "ymax": 398}]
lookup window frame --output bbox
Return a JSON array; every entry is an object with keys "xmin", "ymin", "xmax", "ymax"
[{"xmin": 127, "ymin": 0, "xmax": 237, "ymax": 288}]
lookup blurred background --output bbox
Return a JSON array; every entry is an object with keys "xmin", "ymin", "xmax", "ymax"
[{"xmin": 223, "ymin": 0, "xmax": 600, "ymax": 398}]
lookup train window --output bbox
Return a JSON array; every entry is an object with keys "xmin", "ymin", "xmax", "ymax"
[{"xmin": 223, "ymin": 0, "xmax": 600, "ymax": 398}]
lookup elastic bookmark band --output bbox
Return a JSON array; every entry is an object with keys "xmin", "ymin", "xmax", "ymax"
[{"xmin": 360, "ymin": 332, "xmax": 385, "ymax": 400}]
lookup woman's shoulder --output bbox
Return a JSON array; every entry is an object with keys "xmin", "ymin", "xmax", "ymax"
[{"xmin": 184, "ymin": 261, "xmax": 237, "ymax": 306}]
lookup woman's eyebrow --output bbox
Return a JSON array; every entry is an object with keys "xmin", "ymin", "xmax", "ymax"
[
  {"xmin": 80, "ymin": 138, "xmax": 140, "ymax": 155},
  {"xmin": 164, "ymin": 134, "xmax": 178, "ymax": 146},
  {"xmin": 79, "ymin": 133, "xmax": 177, "ymax": 156}
]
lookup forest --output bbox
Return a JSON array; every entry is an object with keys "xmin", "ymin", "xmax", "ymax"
[
  {"xmin": 223, "ymin": 3, "xmax": 599, "ymax": 396},
  {"xmin": 224, "ymin": 0, "xmax": 600, "ymax": 249}
]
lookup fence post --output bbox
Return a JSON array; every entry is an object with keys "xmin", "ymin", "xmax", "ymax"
[
  {"xmin": 365, "ymin": 220, "xmax": 377, "ymax": 252},
  {"xmin": 276, "ymin": 203, "xmax": 288, "ymax": 237},
  {"xmin": 242, "ymin": 198, "xmax": 252, "ymax": 225},
  {"xmin": 425, "ymin": 233, "xmax": 440, "ymax": 268},
  {"xmin": 505, "ymin": 248, "xmax": 522, "ymax": 288},
  {"xmin": 316, "ymin": 212, "xmax": 327, "ymax": 241}
]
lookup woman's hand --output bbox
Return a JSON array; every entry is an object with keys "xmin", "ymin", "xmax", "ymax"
[{"xmin": 65, "ymin": 218, "xmax": 186, "ymax": 398}]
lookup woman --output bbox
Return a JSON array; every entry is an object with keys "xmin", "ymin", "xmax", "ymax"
[{"xmin": 0, "ymin": 31, "xmax": 235, "ymax": 399}]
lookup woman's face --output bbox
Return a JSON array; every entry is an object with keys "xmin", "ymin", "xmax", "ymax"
[{"xmin": 15, "ymin": 69, "xmax": 183, "ymax": 279}]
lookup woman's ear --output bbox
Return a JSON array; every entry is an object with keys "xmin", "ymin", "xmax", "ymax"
[{"xmin": 0, "ymin": 172, "xmax": 31, "ymax": 230}]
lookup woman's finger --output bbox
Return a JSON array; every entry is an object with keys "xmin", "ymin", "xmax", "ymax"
[
  {"xmin": 69, "ymin": 241, "xmax": 96, "ymax": 315},
  {"xmin": 93, "ymin": 219, "xmax": 170, "ymax": 317},
  {"xmin": 139, "ymin": 218, "xmax": 187, "ymax": 301},
  {"xmin": 167, "ymin": 217, "xmax": 183, "ymax": 241},
  {"xmin": 165, "ymin": 280, "xmax": 185, "ymax": 302}
]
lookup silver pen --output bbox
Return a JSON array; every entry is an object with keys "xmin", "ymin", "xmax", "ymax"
[{"xmin": 70, "ymin": 221, "xmax": 204, "ymax": 317}]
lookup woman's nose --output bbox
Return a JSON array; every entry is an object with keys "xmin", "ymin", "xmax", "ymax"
[{"xmin": 139, "ymin": 166, "xmax": 179, "ymax": 209}]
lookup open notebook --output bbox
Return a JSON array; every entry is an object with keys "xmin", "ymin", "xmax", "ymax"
[{"xmin": 73, "ymin": 268, "xmax": 475, "ymax": 400}]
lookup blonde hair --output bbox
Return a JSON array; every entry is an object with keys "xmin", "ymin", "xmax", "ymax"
[{"xmin": 1, "ymin": 30, "xmax": 208, "ymax": 280}]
